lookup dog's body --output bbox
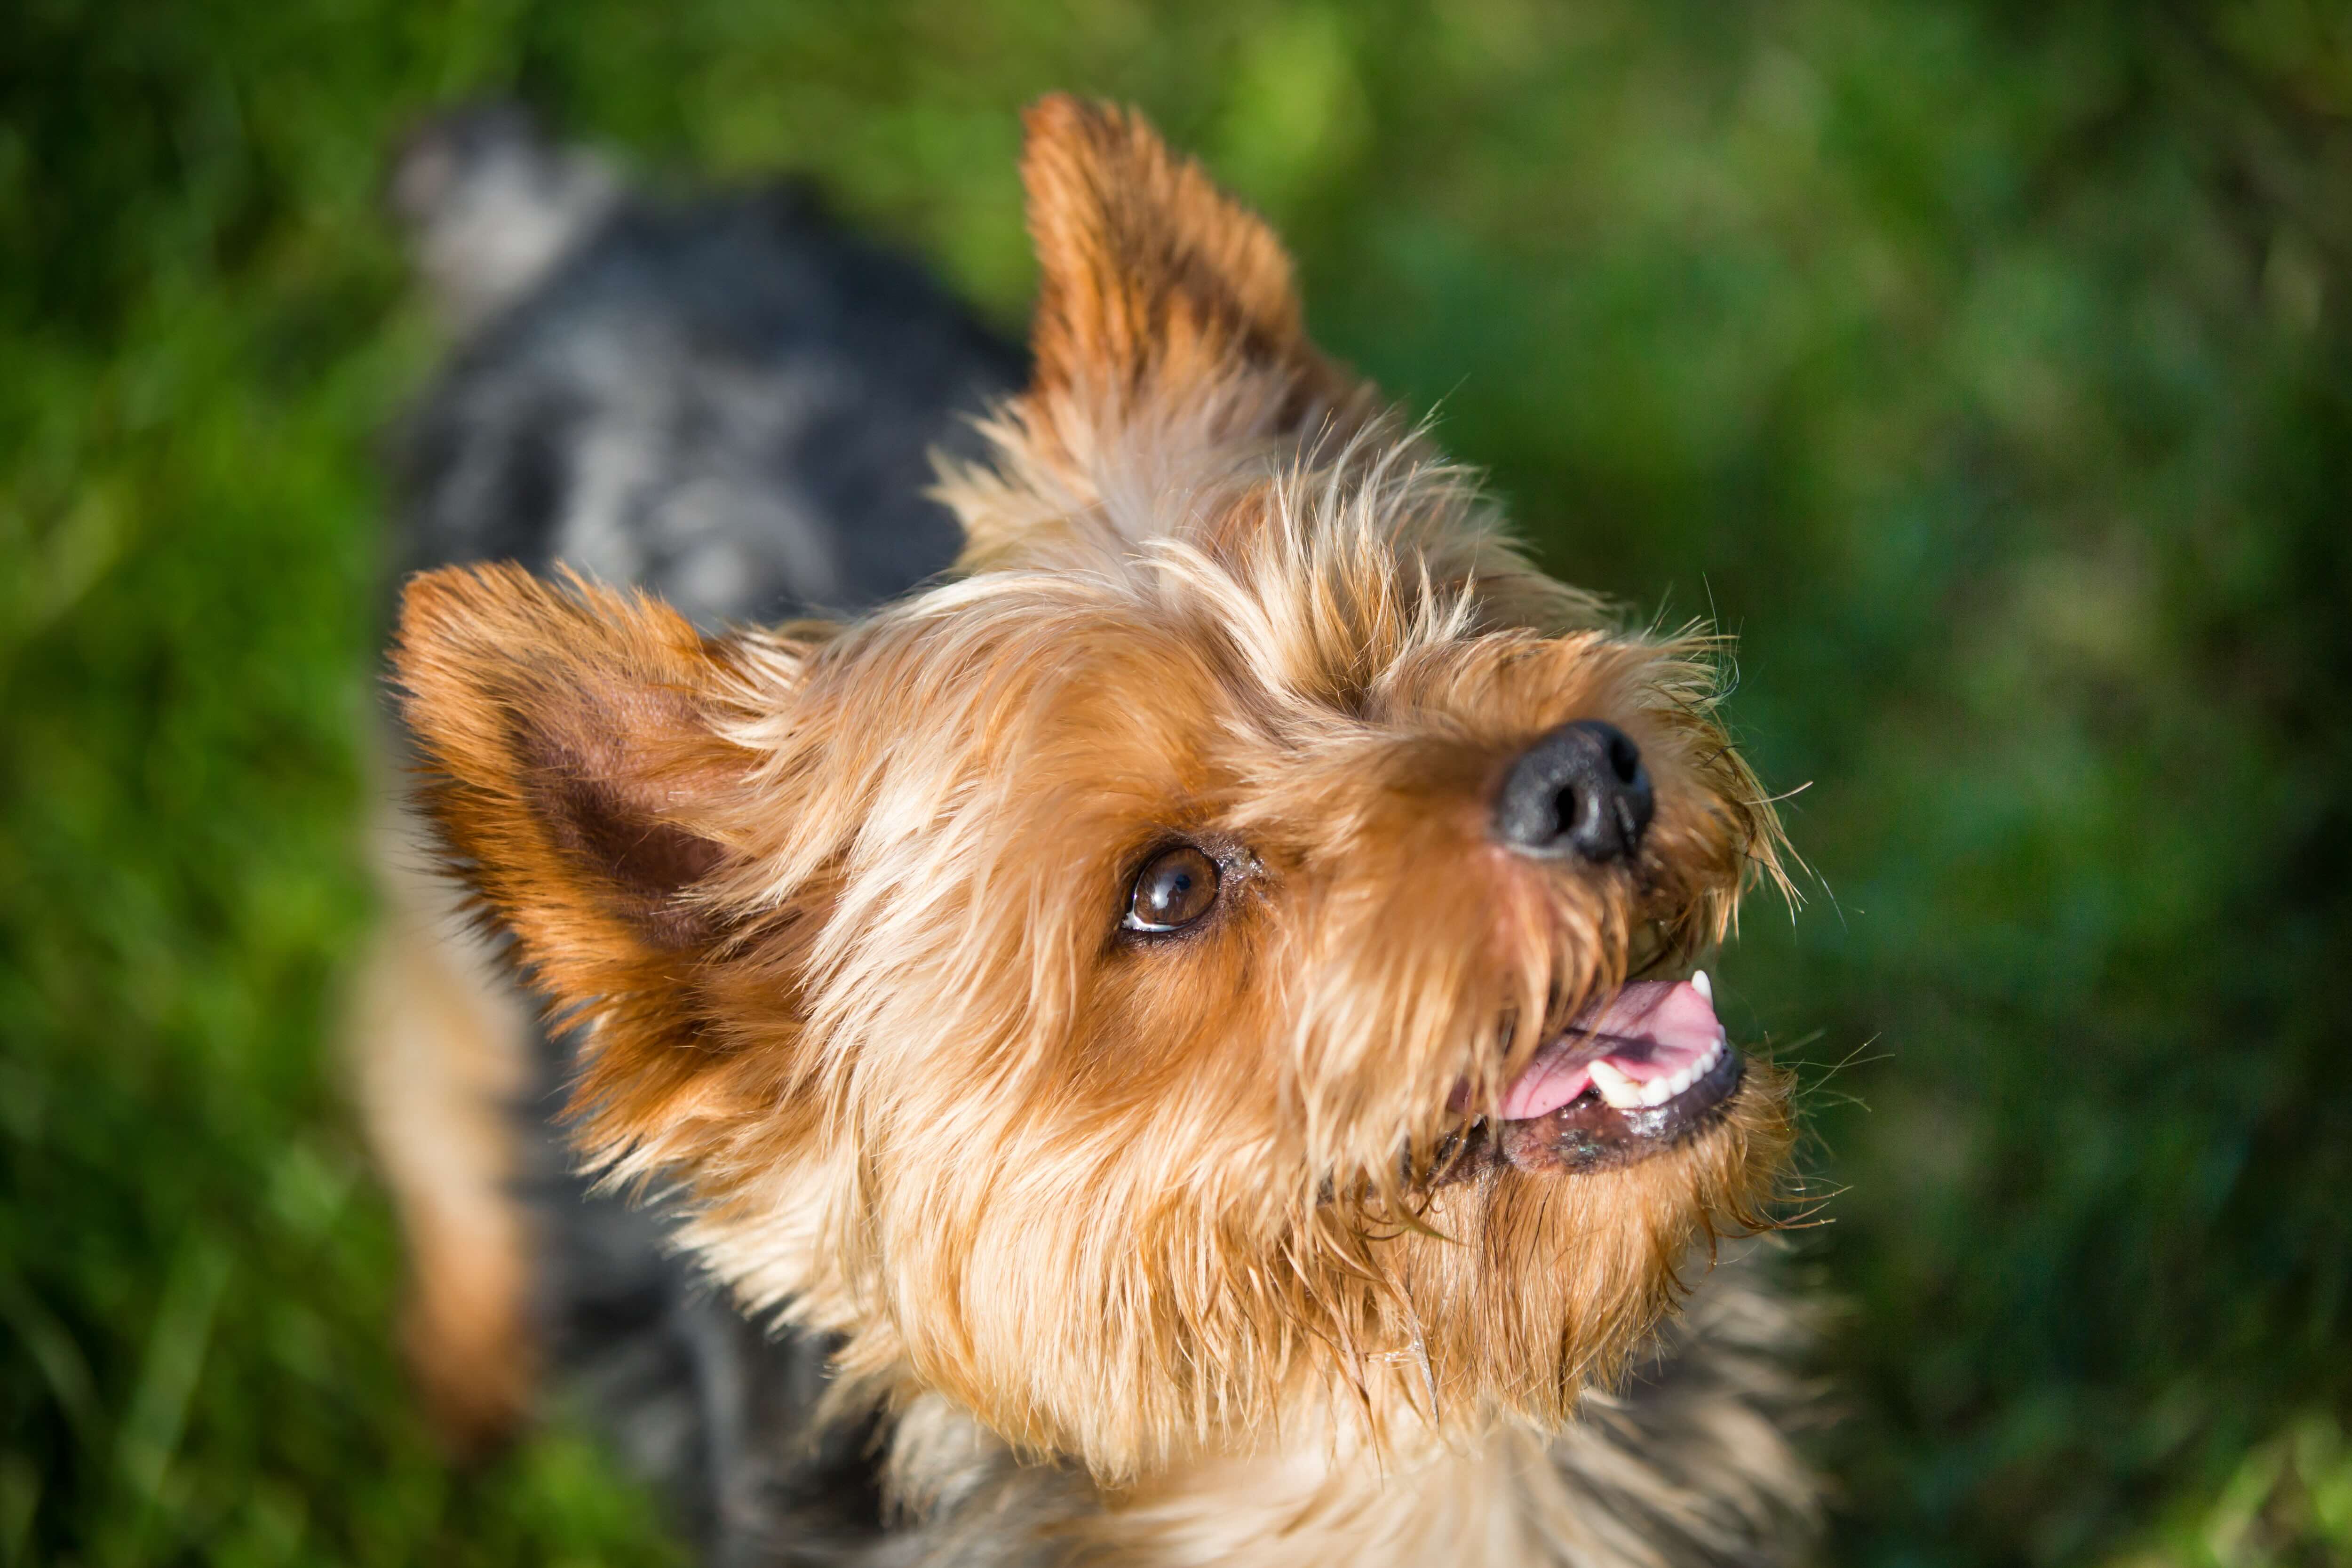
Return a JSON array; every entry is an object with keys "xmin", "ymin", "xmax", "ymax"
[{"xmin": 356, "ymin": 103, "xmax": 1819, "ymax": 1566}]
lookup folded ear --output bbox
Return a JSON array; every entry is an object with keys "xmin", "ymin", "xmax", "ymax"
[
  {"xmin": 392, "ymin": 565, "xmax": 768, "ymax": 1043},
  {"xmin": 977, "ymin": 96, "xmax": 1367, "ymax": 551}
]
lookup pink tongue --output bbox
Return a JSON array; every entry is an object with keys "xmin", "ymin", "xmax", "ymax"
[{"xmin": 1496, "ymin": 980, "xmax": 1724, "ymax": 1121}]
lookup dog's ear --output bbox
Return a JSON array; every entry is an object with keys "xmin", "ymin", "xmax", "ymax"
[
  {"xmin": 392, "ymin": 565, "xmax": 767, "ymax": 1039},
  {"xmin": 1022, "ymin": 94, "xmax": 1345, "ymax": 417},
  {"xmin": 971, "ymin": 96, "xmax": 1367, "ymax": 557}
]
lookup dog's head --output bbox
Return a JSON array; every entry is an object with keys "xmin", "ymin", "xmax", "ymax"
[{"xmin": 395, "ymin": 97, "xmax": 1792, "ymax": 1479}]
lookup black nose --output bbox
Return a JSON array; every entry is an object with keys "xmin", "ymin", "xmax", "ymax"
[{"xmin": 1492, "ymin": 720, "xmax": 1654, "ymax": 863}]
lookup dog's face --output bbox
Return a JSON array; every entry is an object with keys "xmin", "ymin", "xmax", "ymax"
[{"xmin": 396, "ymin": 98, "xmax": 1790, "ymax": 1479}]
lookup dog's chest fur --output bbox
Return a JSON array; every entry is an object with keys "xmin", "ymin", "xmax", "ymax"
[{"xmin": 865, "ymin": 1261, "xmax": 1810, "ymax": 1568}]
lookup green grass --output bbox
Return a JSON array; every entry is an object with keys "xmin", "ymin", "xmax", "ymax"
[{"xmin": 4, "ymin": 1, "xmax": 2349, "ymax": 1562}]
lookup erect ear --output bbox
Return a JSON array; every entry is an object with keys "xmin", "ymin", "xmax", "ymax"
[
  {"xmin": 392, "ymin": 565, "xmax": 768, "ymax": 1033},
  {"xmin": 1001, "ymin": 97, "xmax": 1366, "ymax": 494}
]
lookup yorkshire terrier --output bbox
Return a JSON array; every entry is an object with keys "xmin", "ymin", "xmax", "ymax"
[{"xmin": 355, "ymin": 96, "xmax": 1818, "ymax": 1567}]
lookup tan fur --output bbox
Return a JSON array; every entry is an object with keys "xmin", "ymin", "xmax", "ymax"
[
  {"xmin": 1068, "ymin": 1250, "xmax": 1815, "ymax": 1567},
  {"xmin": 384, "ymin": 95, "xmax": 1815, "ymax": 1562},
  {"xmin": 857, "ymin": 1251, "xmax": 1812, "ymax": 1568},
  {"xmin": 346, "ymin": 794, "xmax": 537, "ymax": 1452}
]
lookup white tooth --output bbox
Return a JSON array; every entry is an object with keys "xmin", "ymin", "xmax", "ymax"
[
  {"xmin": 1640, "ymin": 1076, "xmax": 1676, "ymax": 1106},
  {"xmin": 1589, "ymin": 1060, "xmax": 1646, "ymax": 1110},
  {"xmin": 1691, "ymin": 970, "xmax": 1713, "ymax": 1003}
]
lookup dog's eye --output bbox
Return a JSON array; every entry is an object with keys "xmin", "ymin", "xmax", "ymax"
[{"xmin": 1124, "ymin": 846, "xmax": 1220, "ymax": 932}]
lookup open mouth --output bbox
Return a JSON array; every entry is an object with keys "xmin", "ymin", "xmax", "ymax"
[{"xmin": 1438, "ymin": 973, "xmax": 1744, "ymax": 1178}]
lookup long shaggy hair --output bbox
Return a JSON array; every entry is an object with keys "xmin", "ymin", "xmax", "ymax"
[{"xmin": 381, "ymin": 96, "xmax": 1815, "ymax": 1566}]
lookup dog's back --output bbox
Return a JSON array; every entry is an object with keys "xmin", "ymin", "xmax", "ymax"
[
  {"xmin": 389, "ymin": 104, "xmax": 1023, "ymax": 628},
  {"xmin": 356, "ymin": 106, "xmax": 1021, "ymax": 1563}
]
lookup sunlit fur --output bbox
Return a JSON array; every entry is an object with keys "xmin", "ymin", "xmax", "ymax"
[{"xmin": 393, "ymin": 96, "xmax": 1810, "ymax": 1563}]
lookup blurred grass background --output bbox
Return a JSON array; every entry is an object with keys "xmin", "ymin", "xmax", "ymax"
[{"xmin": 4, "ymin": 0, "xmax": 2349, "ymax": 1563}]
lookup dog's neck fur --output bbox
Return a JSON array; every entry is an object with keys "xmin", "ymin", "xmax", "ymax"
[{"xmin": 861, "ymin": 1253, "xmax": 1812, "ymax": 1568}]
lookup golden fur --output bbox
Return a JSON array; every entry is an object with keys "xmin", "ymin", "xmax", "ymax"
[{"xmin": 382, "ymin": 96, "xmax": 1814, "ymax": 1563}]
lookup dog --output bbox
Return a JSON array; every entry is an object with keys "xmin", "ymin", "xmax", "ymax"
[{"xmin": 355, "ymin": 96, "xmax": 1819, "ymax": 1567}]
